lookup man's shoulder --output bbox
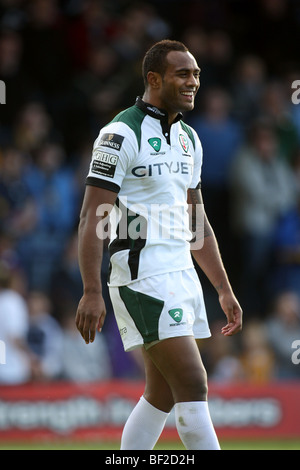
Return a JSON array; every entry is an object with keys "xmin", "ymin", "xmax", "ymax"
[
  {"xmin": 105, "ymin": 105, "xmax": 147, "ymax": 150},
  {"xmin": 110, "ymin": 104, "xmax": 146, "ymax": 124}
]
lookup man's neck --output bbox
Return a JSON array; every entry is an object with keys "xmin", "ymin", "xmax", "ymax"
[{"xmin": 142, "ymin": 92, "xmax": 178, "ymax": 125}]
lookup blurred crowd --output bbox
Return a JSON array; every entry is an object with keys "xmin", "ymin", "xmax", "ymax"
[{"xmin": 1, "ymin": 0, "xmax": 300, "ymax": 385}]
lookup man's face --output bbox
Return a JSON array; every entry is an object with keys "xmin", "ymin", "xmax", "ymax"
[{"xmin": 158, "ymin": 51, "xmax": 200, "ymax": 115}]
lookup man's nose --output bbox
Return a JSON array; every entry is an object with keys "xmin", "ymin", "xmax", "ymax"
[{"xmin": 186, "ymin": 74, "xmax": 199, "ymax": 88}]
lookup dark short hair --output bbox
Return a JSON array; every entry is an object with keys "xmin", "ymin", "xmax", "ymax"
[{"xmin": 142, "ymin": 39, "xmax": 189, "ymax": 88}]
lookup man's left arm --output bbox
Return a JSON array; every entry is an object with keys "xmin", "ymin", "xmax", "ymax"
[{"xmin": 188, "ymin": 187, "xmax": 243, "ymax": 336}]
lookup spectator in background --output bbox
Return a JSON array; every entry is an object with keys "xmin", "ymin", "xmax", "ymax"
[
  {"xmin": 27, "ymin": 290, "xmax": 63, "ymax": 381},
  {"xmin": 181, "ymin": 27, "xmax": 208, "ymax": 69},
  {"xmin": 18, "ymin": 141, "xmax": 79, "ymax": 290},
  {"xmin": 202, "ymin": 321, "xmax": 244, "ymax": 383},
  {"xmin": 111, "ymin": 3, "xmax": 170, "ymax": 64},
  {"xmin": 251, "ymin": 0, "xmax": 300, "ymax": 76},
  {"xmin": 188, "ymin": 87, "xmax": 243, "ymax": 268},
  {"xmin": 0, "ymin": 30, "xmax": 31, "ymax": 133},
  {"xmin": 230, "ymin": 119, "xmax": 298, "ymax": 314},
  {"xmin": 21, "ymin": 0, "xmax": 71, "ymax": 98},
  {"xmin": 0, "ymin": 145, "xmax": 36, "ymax": 236},
  {"xmin": 239, "ymin": 319, "xmax": 275, "ymax": 383},
  {"xmin": 74, "ymin": 44, "xmax": 120, "ymax": 102},
  {"xmin": 13, "ymin": 101, "xmax": 58, "ymax": 154},
  {"xmin": 266, "ymin": 291, "xmax": 300, "ymax": 379},
  {"xmin": 50, "ymin": 231, "xmax": 83, "ymax": 320},
  {"xmin": 199, "ymin": 30, "xmax": 234, "ymax": 91},
  {"xmin": 73, "ymin": 44, "xmax": 125, "ymax": 132},
  {"xmin": 64, "ymin": 0, "xmax": 113, "ymax": 71},
  {"xmin": 270, "ymin": 194, "xmax": 300, "ymax": 298},
  {"xmin": 0, "ymin": 230, "xmax": 27, "ymax": 297},
  {"xmin": 188, "ymin": 87, "xmax": 243, "ymax": 204},
  {"xmin": 291, "ymin": 147, "xmax": 300, "ymax": 191},
  {"xmin": 231, "ymin": 55, "xmax": 266, "ymax": 126},
  {"xmin": 0, "ymin": 261, "xmax": 31, "ymax": 384},
  {"xmin": 261, "ymin": 81, "xmax": 300, "ymax": 164},
  {"xmin": 60, "ymin": 305, "xmax": 112, "ymax": 382}
]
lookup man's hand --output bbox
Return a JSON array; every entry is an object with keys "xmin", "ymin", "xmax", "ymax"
[
  {"xmin": 75, "ymin": 293, "xmax": 106, "ymax": 344},
  {"xmin": 76, "ymin": 186, "xmax": 117, "ymax": 344},
  {"xmin": 219, "ymin": 290, "xmax": 243, "ymax": 337}
]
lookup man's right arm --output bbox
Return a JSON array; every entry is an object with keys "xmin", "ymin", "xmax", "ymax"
[{"xmin": 75, "ymin": 185, "xmax": 118, "ymax": 344}]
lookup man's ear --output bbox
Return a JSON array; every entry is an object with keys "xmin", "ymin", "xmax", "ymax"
[{"xmin": 147, "ymin": 71, "xmax": 162, "ymax": 90}]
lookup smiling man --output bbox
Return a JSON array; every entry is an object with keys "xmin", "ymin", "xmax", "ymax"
[{"xmin": 75, "ymin": 40, "xmax": 242, "ymax": 450}]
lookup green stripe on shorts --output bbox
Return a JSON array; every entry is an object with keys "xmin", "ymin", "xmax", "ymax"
[{"xmin": 118, "ymin": 286, "xmax": 164, "ymax": 343}]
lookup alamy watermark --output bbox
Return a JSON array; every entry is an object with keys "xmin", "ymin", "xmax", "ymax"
[
  {"xmin": 0, "ymin": 80, "xmax": 6, "ymax": 104},
  {"xmin": 95, "ymin": 198, "xmax": 205, "ymax": 250},
  {"xmin": 291, "ymin": 340, "xmax": 300, "ymax": 365},
  {"xmin": 291, "ymin": 80, "xmax": 300, "ymax": 105},
  {"xmin": 0, "ymin": 340, "xmax": 6, "ymax": 365}
]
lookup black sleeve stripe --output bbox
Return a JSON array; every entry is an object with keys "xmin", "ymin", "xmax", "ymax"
[
  {"xmin": 85, "ymin": 176, "xmax": 120, "ymax": 193},
  {"xmin": 191, "ymin": 181, "xmax": 201, "ymax": 190}
]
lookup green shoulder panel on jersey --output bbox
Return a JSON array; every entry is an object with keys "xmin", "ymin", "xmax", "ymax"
[
  {"xmin": 105, "ymin": 105, "xmax": 146, "ymax": 151},
  {"xmin": 180, "ymin": 121, "xmax": 195, "ymax": 151}
]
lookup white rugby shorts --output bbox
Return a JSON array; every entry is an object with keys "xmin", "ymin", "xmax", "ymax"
[{"xmin": 109, "ymin": 268, "xmax": 211, "ymax": 352}]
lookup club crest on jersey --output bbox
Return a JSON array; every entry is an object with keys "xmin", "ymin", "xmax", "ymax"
[
  {"xmin": 168, "ymin": 308, "xmax": 183, "ymax": 323},
  {"xmin": 148, "ymin": 137, "xmax": 161, "ymax": 152},
  {"xmin": 179, "ymin": 134, "xmax": 189, "ymax": 153}
]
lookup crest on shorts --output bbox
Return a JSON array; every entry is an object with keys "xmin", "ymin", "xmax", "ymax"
[
  {"xmin": 168, "ymin": 308, "xmax": 183, "ymax": 323},
  {"xmin": 179, "ymin": 134, "xmax": 189, "ymax": 153}
]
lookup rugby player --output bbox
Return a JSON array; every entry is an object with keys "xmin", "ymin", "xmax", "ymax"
[{"xmin": 75, "ymin": 40, "xmax": 242, "ymax": 450}]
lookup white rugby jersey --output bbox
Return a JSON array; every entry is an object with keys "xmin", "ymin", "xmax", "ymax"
[{"xmin": 86, "ymin": 97, "xmax": 203, "ymax": 286}]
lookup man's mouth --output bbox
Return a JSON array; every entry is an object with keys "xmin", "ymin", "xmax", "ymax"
[{"xmin": 180, "ymin": 91, "xmax": 195, "ymax": 101}]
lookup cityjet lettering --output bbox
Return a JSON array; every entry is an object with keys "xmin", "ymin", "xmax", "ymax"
[{"xmin": 132, "ymin": 161, "xmax": 193, "ymax": 177}]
